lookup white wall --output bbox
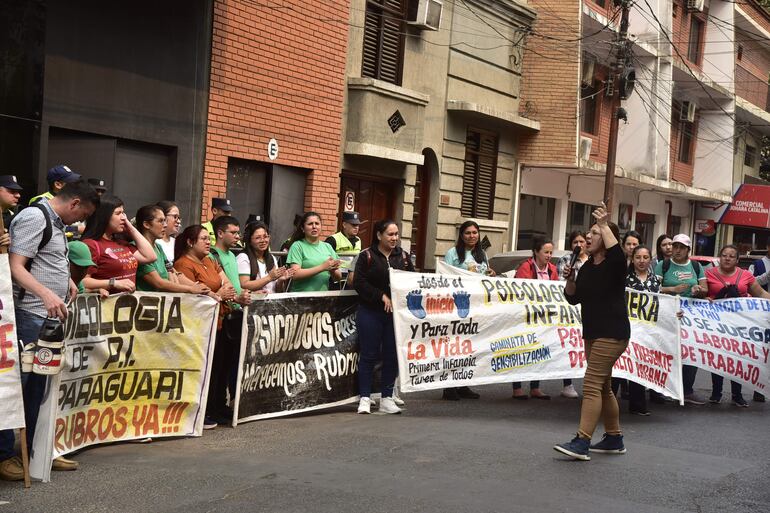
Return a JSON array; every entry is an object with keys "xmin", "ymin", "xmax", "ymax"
[{"xmin": 692, "ymin": 109, "xmax": 734, "ymax": 194}]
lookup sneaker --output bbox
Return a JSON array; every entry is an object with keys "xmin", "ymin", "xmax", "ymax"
[
  {"xmin": 203, "ymin": 417, "xmax": 218, "ymax": 430},
  {"xmin": 357, "ymin": 397, "xmax": 371, "ymax": 414},
  {"xmin": 456, "ymin": 386, "xmax": 480, "ymax": 399},
  {"xmin": 379, "ymin": 397, "xmax": 402, "ymax": 414},
  {"xmin": 392, "ymin": 392, "xmax": 405, "ymax": 407},
  {"xmin": 52, "ymin": 456, "xmax": 79, "ymax": 471},
  {"xmin": 629, "ymin": 409, "xmax": 650, "ymax": 416},
  {"xmin": 0, "ymin": 456, "xmax": 24, "ymax": 481},
  {"xmin": 753, "ymin": 391, "xmax": 765, "ymax": 403},
  {"xmin": 442, "ymin": 388, "xmax": 461, "ymax": 401},
  {"xmin": 708, "ymin": 394, "xmax": 721, "ymax": 404},
  {"xmin": 589, "ymin": 433, "xmax": 627, "ymax": 454},
  {"xmin": 561, "ymin": 384, "xmax": 579, "ymax": 398},
  {"xmin": 553, "ymin": 436, "xmax": 591, "ymax": 461},
  {"xmin": 733, "ymin": 395, "xmax": 749, "ymax": 408},
  {"xmin": 684, "ymin": 392, "xmax": 706, "ymax": 405}
]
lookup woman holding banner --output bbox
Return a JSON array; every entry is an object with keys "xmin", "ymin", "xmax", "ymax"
[
  {"xmin": 554, "ymin": 203, "xmax": 630, "ymax": 461},
  {"xmin": 174, "ymin": 225, "xmax": 244, "ymax": 429},
  {"xmin": 238, "ymin": 221, "xmax": 293, "ymax": 294},
  {"xmin": 623, "ymin": 245, "xmax": 661, "ymax": 415},
  {"xmin": 81, "ymin": 195, "xmax": 157, "ymax": 294},
  {"xmin": 353, "ymin": 219, "xmax": 415, "ymax": 415},
  {"xmin": 705, "ymin": 244, "xmax": 770, "ymax": 408},
  {"xmin": 440, "ymin": 220, "xmax": 492, "ymax": 400},
  {"xmin": 134, "ymin": 205, "xmax": 210, "ymax": 295},
  {"xmin": 286, "ymin": 212, "xmax": 342, "ymax": 292},
  {"xmin": 513, "ymin": 236, "xmax": 578, "ymax": 399}
]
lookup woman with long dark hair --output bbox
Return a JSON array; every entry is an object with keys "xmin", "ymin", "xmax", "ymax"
[
  {"xmin": 286, "ymin": 212, "xmax": 342, "ymax": 292},
  {"xmin": 554, "ymin": 203, "xmax": 630, "ymax": 461},
  {"xmin": 237, "ymin": 221, "xmax": 294, "ymax": 293},
  {"xmin": 652, "ymin": 234, "xmax": 673, "ymax": 269},
  {"xmin": 557, "ymin": 230, "xmax": 588, "ymax": 279},
  {"xmin": 444, "ymin": 220, "xmax": 496, "ymax": 276},
  {"xmin": 174, "ymin": 225, "xmax": 242, "ymax": 429},
  {"xmin": 156, "ymin": 200, "xmax": 181, "ymax": 263},
  {"xmin": 81, "ymin": 195, "xmax": 157, "ymax": 294},
  {"xmin": 134, "ymin": 205, "xmax": 209, "ymax": 294},
  {"xmin": 354, "ymin": 219, "xmax": 415, "ymax": 414},
  {"xmin": 513, "ymin": 235, "xmax": 564, "ymax": 399},
  {"xmin": 705, "ymin": 244, "xmax": 770, "ymax": 407}
]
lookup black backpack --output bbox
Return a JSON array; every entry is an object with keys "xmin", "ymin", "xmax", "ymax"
[
  {"xmin": 712, "ymin": 269, "xmax": 743, "ymax": 299},
  {"xmin": 16, "ymin": 204, "xmax": 53, "ymax": 302}
]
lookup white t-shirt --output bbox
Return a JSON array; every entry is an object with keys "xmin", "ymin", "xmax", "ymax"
[
  {"xmin": 156, "ymin": 238, "xmax": 175, "ymax": 263},
  {"xmin": 236, "ymin": 252, "xmax": 280, "ymax": 293}
]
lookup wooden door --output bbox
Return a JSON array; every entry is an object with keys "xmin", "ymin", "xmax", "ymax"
[
  {"xmin": 339, "ymin": 175, "xmax": 397, "ymax": 248},
  {"xmin": 410, "ymin": 163, "xmax": 430, "ymax": 269}
]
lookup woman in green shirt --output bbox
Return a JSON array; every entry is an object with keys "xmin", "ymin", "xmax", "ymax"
[
  {"xmin": 286, "ymin": 211, "xmax": 342, "ymax": 292},
  {"xmin": 135, "ymin": 204, "xmax": 210, "ymax": 295}
]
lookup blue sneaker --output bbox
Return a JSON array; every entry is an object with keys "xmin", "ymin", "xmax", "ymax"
[
  {"xmin": 554, "ymin": 436, "xmax": 590, "ymax": 461},
  {"xmin": 589, "ymin": 433, "xmax": 626, "ymax": 454}
]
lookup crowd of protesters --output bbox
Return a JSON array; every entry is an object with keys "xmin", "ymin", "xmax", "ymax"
[{"xmin": 1, "ymin": 165, "xmax": 770, "ymax": 479}]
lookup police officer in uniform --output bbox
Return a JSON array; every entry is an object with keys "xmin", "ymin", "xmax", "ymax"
[
  {"xmin": 29, "ymin": 164, "xmax": 81, "ymax": 205},
  {"xmin": 326, "ymin": 211, "xmax": 362, "ymax": 289},
  {"xmin": 0, "ymin": 175, "xmax": 23, "ymax": 249},
  {"xmin": 87, "ymin": 178, "xmax": 108, "ymax": 197},
  {"xmin": 202, "ymin": 197, "xmax": 234, "ymax": 246}
]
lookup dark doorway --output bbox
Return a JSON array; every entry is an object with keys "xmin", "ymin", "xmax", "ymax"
[{"xmin": 339, "ymin": 175, "xmax": 397, "ymax": 247}]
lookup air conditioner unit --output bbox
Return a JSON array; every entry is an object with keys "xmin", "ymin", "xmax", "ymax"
[
  {"xmin": 579, "ymin": 136, "xmax": 593, "ymax": 161},
  {"xmin": 687, "ymin": 0, "xmax": 705, "ymax": 12},
  {"xmin": 581, "ymin": 58, "xmax": 595, "ymax": 86},
  {"xmin": 680, "ymin": 101, "xmax": 696, "ymax": 122},
  {"xmin": 407, "ymin": 0, "xmax": 443, "ymax": 31}
]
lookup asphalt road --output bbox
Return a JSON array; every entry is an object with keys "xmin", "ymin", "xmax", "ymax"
[{"xmin": 2, "ymin": 375, "xmax": 769, "ymax": 513}]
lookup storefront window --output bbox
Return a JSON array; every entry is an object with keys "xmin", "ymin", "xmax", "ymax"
[
  {"xmin": 565, "ymin": 201, "xmax": 593, "ymax": 247},
  {"xmin": 634, "ymin": 212, "xmax": 656, "ymax": 248},
  {"xmin": 733, "ymin": 226, "xmax": 770, "ymax": 254},
  {"xmin": 517, "ymin": 194, "xmax": 555, "ymax": 250}
]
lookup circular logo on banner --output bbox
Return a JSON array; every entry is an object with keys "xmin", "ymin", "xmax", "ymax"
[
  {"xmin": 37, "ymin": 348, "xmax": 54, "ymax": 365},
  {"xmin": 267, "ymin": 138, "xmax": 279, "ymax": 161}
]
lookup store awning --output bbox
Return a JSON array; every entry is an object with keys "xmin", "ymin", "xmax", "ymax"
[{"xmin": 718, "ymin": 184, "xmax": 770, "ymax": 229}]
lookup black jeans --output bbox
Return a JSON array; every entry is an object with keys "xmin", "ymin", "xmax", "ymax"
[
  {"xmin": 711, "ymin": 373, "xmax": 742, "ymax": 399},
  {"xmin": 207, "ymin": 329, "xmax": 237, "ymax": 418},
  {"xmin": 683, "ymin": 365, "xmax": 698, "ymax": 395}
]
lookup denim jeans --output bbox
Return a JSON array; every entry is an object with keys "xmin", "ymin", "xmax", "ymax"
[
  {"xmin": 356, "ymin": 305, "xmax": 397, "ymax": 398},
  {"xmin": 0, "ymin": 309, "xmax": 47, "ymax": 460}
]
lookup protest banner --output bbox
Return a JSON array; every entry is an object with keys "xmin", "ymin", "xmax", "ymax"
[
  {"xmin": 31, "ymin": 292, "xmax": 218, "ymax": 482},
  {"xmin": 390, "ymin": 270, "xmax": 683, "ymax": 401},
  {"xmin": 679, "ymin": 297, "xmax": 770, "ymax": 395},
  {"xmin": 234, "ymin": 291, "xmax": 359, "ymax": 423},
  {"xmin": 611, "ymin": 291, "xmax": 683, "ymax": 403},
  {"xmin": 0, "ymin": 253, "xmax": 25, "ymax": 431}
]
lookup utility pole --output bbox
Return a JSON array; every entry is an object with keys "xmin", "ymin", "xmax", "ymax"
[{"xmin": 603, "ymin": 0, "xmax": 633, "ymax": 213}]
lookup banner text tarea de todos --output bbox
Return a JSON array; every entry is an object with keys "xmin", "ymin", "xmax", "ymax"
[
  {"xmin": 234, "ymin": 291, "xmax": 359, "ymax": 423},
  {"xmin": 679, "ymin": 297, "xmax": 770, "ymax": 394},
  {"xmin": 390, "ymin": 270, "xmax": 683, "ymax": 400},
  {"xmin": 0, "ymin": 254, "xmax": 25, "ymax": 431},
  {"xmin": 32, "ymin": 292, "xmax": 218, "ymax": 471}
]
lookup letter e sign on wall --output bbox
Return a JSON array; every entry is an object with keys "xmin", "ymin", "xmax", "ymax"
[{"xmin": 344, "ymin": 191, "xmax": 355, "ymax": 212}]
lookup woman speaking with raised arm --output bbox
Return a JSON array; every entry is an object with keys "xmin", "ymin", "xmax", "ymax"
[{"xmin": 553, "ymin": 202, "xmax": 630, "ymax": 461}]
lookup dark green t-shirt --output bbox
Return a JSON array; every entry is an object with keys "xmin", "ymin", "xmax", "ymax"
[{"xmin": 136, "ymin": 243, "xmax": 169, "ymax": 292}]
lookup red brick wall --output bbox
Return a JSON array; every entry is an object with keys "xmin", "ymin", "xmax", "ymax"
[
  {"xmin": 742, "ymin": 0, "xmax": 770, "ymax": 34},
  {"xmin": 203, "ymin": 0, "xmax": 349, "ymax": 224},
  {"xmin": 736, "ymin": 37, "xmax": 770, "ymax": 111},
  {"xmin": 669, "ymin": 105, "xmax": 697, "ymax": 186},
  {"xmin": 518, "ymin": 0, "xmax": 581, "ymax": 167},
  {"xmin": 581, "ymin": 64, "xmax": 614, "ymax": 165},
  {"xmin": 672, "ymin": 1, "xmax": 707, "ymax": 70}
]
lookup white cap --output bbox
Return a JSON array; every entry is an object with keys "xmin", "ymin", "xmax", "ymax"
[{"xmin": 672, "ymin": 234, "xmax": 691, "ymax": 248}]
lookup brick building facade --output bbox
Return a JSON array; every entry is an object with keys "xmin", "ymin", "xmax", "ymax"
[{"xmin": 203, "ymin": 0, "xmax": 349, "ymax": 236}]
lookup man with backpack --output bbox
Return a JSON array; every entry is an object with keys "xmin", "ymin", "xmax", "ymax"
[
  {"xmin": 654, "ymin": 234, "xmax": 708, "ymax": 405},
  {"xmin": 0, "ymin": 180, "xmax": 99, "ymax": 481}
]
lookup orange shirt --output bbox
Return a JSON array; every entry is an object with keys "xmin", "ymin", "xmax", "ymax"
[{"xmin": 174, "ymin": 254, "xmax": 227, "ymax": 328}]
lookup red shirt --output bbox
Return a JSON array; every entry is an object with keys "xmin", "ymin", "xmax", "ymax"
[
  {"xmin": 515, "ymin": 258, "xmax": 559, "ymax": 281},
  {"xmin": 84, "ymin": 238, "xmax": 138, "ymax": 283},
  {"xmin": 705, "ymin": 267, "xmax": 755, "ymax": 299}
]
